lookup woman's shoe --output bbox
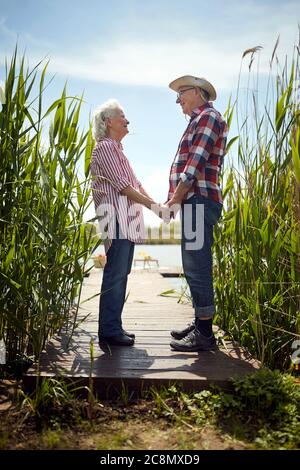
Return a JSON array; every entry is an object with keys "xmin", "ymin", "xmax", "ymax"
[
  {"xmin": 122, "ymin": 329, "xmax": 135, "ymax": 339},
  {"xmin": 99, "ymin": 334, "xmax": 134, "ymax": 346}
]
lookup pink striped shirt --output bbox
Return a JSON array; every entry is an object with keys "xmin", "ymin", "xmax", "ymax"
[{"xmin": 90, "ymin": 138, "xmax": 145, "ymax": 252}]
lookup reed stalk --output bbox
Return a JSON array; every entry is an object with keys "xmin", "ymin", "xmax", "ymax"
[
  {"xmin": 214, "ymin": 36, "xmax": 300, "ymax": 370},
  {"xmin": 0, "ymin": 48, "xmax": 100, "ymax": 362}
]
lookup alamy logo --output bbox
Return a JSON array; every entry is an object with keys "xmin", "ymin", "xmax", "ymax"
[
  {"xmin": 291, "ymin": 340, "xmax": 300, "ymax": 365},
  {"xmin": 95, "ymin": 201, "xmax": 205, "ymax": 250},
  {"xmin": 0, "ymin": 85, "xmax": 5, "ymax": 105},
  {"xmin": 0, "ymin": 339, "xmax": 6, "ymax": 365}
]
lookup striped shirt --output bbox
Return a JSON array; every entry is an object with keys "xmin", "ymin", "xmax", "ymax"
[
  {"xmin": 168, "ymin": 103, "xmax": 228, "ymax": 204},
  {"xmin": 90, "ymin": 138, "xmax": 145, "ymax": 251}
]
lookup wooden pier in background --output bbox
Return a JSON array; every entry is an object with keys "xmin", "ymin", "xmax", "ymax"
[{"xmin": 24, "ymin": 268, "xmax": 260, "ymax": 397}]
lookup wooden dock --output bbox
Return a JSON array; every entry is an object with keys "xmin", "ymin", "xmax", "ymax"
[{"xmin": 24, "ymin": 268, "xmax": 260, "ymax": 397}]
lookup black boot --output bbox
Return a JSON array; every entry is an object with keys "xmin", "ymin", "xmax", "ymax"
[{"xmin": 122, "ymin": 329, "xmax": 135, "ymax": 339}]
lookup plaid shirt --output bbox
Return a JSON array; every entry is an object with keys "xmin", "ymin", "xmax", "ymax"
[{"xmin": 168, "ymin": 103, "xmax": 228, "ymax": 204}]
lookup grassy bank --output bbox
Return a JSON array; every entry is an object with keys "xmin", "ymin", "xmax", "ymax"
[{"xmin": 1, "ymin": 369, "xmax": 299, "ymax": 450}]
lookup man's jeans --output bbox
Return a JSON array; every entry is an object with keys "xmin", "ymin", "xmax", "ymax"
[
  {"xmin": 98, "ymin": 233, "xmax": 134, "ymax": 337},
  {"xmin": 181, "ymin": 194, "xmax": 222, "ymax": 320}
]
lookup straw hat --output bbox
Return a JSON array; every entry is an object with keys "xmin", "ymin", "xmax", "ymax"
[{"xmin": 169, "ymin": 75, "xmax": 217, "ymax": 101}]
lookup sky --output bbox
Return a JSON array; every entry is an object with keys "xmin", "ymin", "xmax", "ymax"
[{"xmin": 0, "ymin": 0, "xmax": 299, "ymax": 225}]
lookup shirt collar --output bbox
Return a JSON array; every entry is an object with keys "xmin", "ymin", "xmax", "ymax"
[
  {"xmin": 102, "ymin": 137, "xmax": 123, "ymax": 150},
  {"xmin": 190, "ymin": 102, "xmax": 213, "ymax": 119}
]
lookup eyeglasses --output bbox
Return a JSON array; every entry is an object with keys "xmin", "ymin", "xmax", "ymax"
[{"xmin": 176, "ymin": 87, "xmax": 195, "ymax": 99}]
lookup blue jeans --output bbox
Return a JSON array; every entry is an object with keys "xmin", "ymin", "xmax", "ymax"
[
  {"xmin": 181, "ymin": 194, "xmax": 222, "ymax": 320},
  {"xmin": 98, "ymin": 227, "xmax": 135, "ymax": 337}
]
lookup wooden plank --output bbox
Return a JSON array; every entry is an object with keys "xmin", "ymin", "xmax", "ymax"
[
  {"xmin": 24, "ymin": 269, "xmax": 260, "ymax": 396},
  {"xmin": 29, "ymin": 359, "xmax": 258, "ymax": 376}
]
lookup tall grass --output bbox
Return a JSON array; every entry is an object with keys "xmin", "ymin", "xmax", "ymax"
[
  {"xmin": 0, "ymin": 49, "xmax": 100, "ymax": 362},
  {"xmin": 214, "ymin": 37, "xmax": 300, "ymax": 370}
]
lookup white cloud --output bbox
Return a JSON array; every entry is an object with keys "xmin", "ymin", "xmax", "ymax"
[
  {"xmin": 1, "ymin": 4, "xmax": 299, "ymax": 91},
  {"xmin": 0, "ymin": 17, "xmax": 16, "ymax": 40},
  {"xmin": 41, "ymin": 2, "xmax": 300, "ymax": 89},
  {"xmin": 46, "ymin": 40, "xmax": 239, "ymax": 91},
  {"xmin": 0, "ymin": 16, "xmax": 54, "ymax": 59},
  {"xmin": 20, "ymin": 28, "xmax": 300, "ymax": 95}
]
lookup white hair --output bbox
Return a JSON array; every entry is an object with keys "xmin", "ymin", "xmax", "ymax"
[
  {"xmin": 92, "ymin": 99, "xmax": 124, "ymax": 141},
  {"xmin": 199, "ymin": 88, "xmax": 210, "ymax": 102}
]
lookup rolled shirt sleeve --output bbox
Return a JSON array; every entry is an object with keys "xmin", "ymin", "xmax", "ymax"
[
  {"xmin": 179, "ymin": 172, "xmax": 195, "ymax": 188},
  {"xmin": 180, "ymin": 112, "xmax": 221, "ymax": 185}
]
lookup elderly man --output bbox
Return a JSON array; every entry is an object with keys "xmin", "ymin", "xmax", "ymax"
[
  {"xmin": 90, "ymin": 99, "xmax": 161, "ymax": 346},
  {"xmin": 166, "ymin": 75, "xmax": 228, "ymax": 352}
]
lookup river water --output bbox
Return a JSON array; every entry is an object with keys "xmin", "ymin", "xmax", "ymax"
[
  {"xmin": 93, "ymin": 243, "xmax": 185, "ymax": 293},
  {"xmin": 94, "ymin": 244, "xmax": 183, "ymax": 269}
]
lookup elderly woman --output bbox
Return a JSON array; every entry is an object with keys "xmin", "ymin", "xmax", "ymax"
[{"xmin": 90, "ymin": 99, "xmax": 159, "ymax": 346}]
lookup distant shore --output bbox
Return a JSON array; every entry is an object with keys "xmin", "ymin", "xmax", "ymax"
[{"xmin": 142, "ymin": 238, "xmax": 180, "ymax": 245}]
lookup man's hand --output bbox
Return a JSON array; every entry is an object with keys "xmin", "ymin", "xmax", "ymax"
[{"xmin": 166, "ymin": 198, "xmax": 181, "ymax": 219}]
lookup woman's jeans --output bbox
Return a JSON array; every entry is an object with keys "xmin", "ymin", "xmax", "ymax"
[
  {"xmin": 98, "ymin": 232, "xmax": 135, "ymax": 337},
  {"xmin": 181, "ymin": 194, "xmax": 222, "ymax": 320}
]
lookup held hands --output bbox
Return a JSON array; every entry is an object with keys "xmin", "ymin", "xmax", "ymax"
[
  {"xmin": 151, "ymin": 203, "xmax": 172, "ymax": 223},
  {"xmin": 151, "ymin": 201, "xmax": 181, "ymax": 223},
  {"xmin": 165, "ymin": 198, "xmax": 181, "ymax": 220}
]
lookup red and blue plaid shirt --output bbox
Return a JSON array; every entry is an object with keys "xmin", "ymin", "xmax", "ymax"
[{"xmin": 168, "ymin": 103, "xmax": 228, "ymax": 204}]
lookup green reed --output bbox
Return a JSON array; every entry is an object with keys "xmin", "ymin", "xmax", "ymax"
[
  {"xmin": 214, "ymin": 37, "xmax": 300, "ymax": 370},
  {"xmin": 0, "ymin": 48, "xmax": 100, "ymax": 362}
]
